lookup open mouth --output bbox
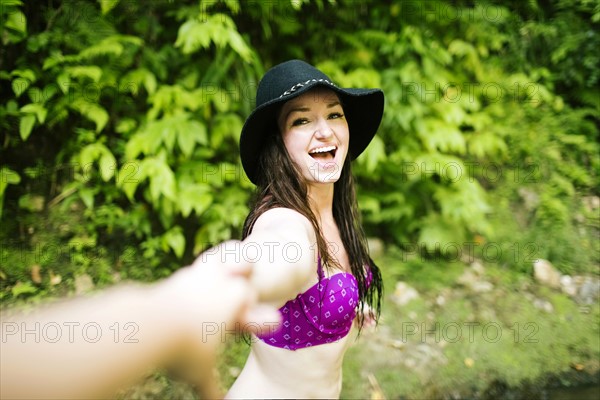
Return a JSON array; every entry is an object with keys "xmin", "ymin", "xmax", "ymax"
[{"xmin": 308, "ymin": 145, "xmax": 337, "ymax": 160}]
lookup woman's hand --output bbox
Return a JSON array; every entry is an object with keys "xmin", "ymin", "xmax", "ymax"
[{"xmin": 358, "ymin": 302, "xmax": 377, "ymax": 330}]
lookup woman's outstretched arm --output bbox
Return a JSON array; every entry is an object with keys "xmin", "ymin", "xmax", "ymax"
[{"xmin": 235, "ymin": 208, "xmax": 317, "ymax": 307}]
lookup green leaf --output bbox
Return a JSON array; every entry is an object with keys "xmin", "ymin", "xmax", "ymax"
[
  {"xmin": 11, "ymin": 77, "xmax": 29, "ymax": 97},
  {"xmin": 79, "ymin": 144, "xmax": 100, "ymax": 171},
  {"xmin": 116, "ymin": 118, "xmax": 137, "ymax": 134},
  {"xmin": 160, "ymin": 120, "xmax": 177, "ymax": 153},
  {"xmin": 175, "ymin": 14, "xmax": 252, "ymax": 61},
  {"xmin": 434, "ymin": 181, "xmax": 491, "ymax": 234},
  {"xmin": 147, "ymin": 85, "xmax": 183, "ymax": 119},
  {"xmin": 19, "ymin": 114, "xmax": 35, "ymax": 140},
  {"xmin": 21, "ymin": 103, "xmax": 47, "ymax": 123},
  {"xmin": 65, "ymin": 66, "xmax": 103, "ymax": 82},
  {"xmin": 1, "ymin": 1, "xmax": 24, "ymax": 7},
  {"xmin": 43, "ymin": 53, "xmax": 65, "ymax": 70},
  {"xmin": 78, "ymin": 143, "xmax": 115, "ymax": 182},
  {"xmin": 176, "ymin": 20, "xmax": 211, "ymax": 54},
  {"xmin": 191, "ymin": 120, "xmax": 208, "ymax": 145},
  {"xmin": 163, "ymin": 227, "xmax": 185, "ymax": 258},
  {"xmin": 0, "ymin": 167, "xmax": 21, "ymax": 187},
  {"xmin": 137, "ymin": 157, "xmax": 177, "ymax": 204},
  {"xmin": 177, "ymin": 126, "xmax": 196, "ymax": 158},
  {"xmin": 418, "ymin": 119, "xmax": 466, "ymax": 154},
  {"xmin": 5, "ymin": 10, "xmax": 27, "ymax": 35},
  {"xmin": 122, "ymin": 68, "xmax": 157, "ymax": 95},
  {"xmin": 0, "ymin": 167, "xmax": 21, "ymax": 217},
  {"xmin": 78, "ymin": 37, "xmax": 124, "ymax": 60},
  {"xmin": 11, "ymin": 282, "xmax": 37, "ymax": 297},
  {"xmin": 125, "ymin": 132, "xmax": 150, "ymax": 159},
  {"xmin": 222, "ymin": 0, "xmax": 240, "ymax": 14},
  {"xmin": 177, "ymin": 184, "xmax": 213, "ymax": 217},
  {"xmin": 117, "ymin": 162, "xmax": 142, "ymax": 201},
  {"xmin": 99, "ymin": 151, "xmax": 116, "ymax": 182},
  {"xmin": 226, "ymin": 28, "xmax": 253, "ymax": 61},
  {"xmin": 194, "ymin": 226, "xmax": 210, "ymax": 254},
  {"xmin": 359, "ymin": 135, "xmax": 386, "ymax": 173},
  {"xmin": 31, "ymin": 84, "xmax": 58, "ymax": 104},
  {"xmin": 151, "ymin": 165, "xmax": 176, "ymax": 202},
  {"xmin": 79, "ymin": 188, "xmax": 95, "ymax": 209},
  {"xmin": 211, "ymin": 113, "xmax": 241, "ymax": 148},
  {"xmin": 11, "ymin": 68, "xmax": 35, "ymax": 82},
  {"xmin": 468, "ymin": 131, "xmax": 508, "ymax": 158},
  {"xmin": 57, "ymin": 73, "xmax": 70, "ymax": 94},
  {"xmin": 99, "ymin": 0, "xmax": 120, "ymax": 14},
  {"xmin": 70, "ymin": 100, "xmax": 109, "ymax": 132},
  {"xmin": 143, "ymin": 72, "xmax": 157, "ymax": 95},
  {"xmin": 177, "ymin": 120, "xmax": 207, "ymax": 157}
]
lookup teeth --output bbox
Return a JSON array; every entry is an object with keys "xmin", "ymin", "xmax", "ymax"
[{"xmin": 309, "ymin": 145, "xmax": 336, "ymax": 154}]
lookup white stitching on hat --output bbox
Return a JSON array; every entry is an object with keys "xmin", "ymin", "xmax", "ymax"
[{"xmin": 279, "ymin": 78, "xmax": 337, "ymax": 98}]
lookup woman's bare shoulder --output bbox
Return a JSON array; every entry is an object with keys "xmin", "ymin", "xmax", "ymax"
[{"xmin": 252, "ymin": 207, "xmax": 314, "ymax": 235}]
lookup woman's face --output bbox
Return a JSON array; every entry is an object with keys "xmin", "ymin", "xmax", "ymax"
[{"xmin": 277, "ymin": 88, "xmax": 349, "ymax": 185}]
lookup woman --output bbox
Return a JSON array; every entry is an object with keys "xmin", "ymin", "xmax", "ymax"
[{"xmin": 227, "ymin": 60, "xmax": 384, "ymax": 398}]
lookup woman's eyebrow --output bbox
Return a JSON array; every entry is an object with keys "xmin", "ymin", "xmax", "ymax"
[
  {"xmin": 285, "ymin": 101, "xmax": 340, "ymax": 119},
  {"xmin": 284, "ymin": 106, "xmax": 310, "ymax": 121}
]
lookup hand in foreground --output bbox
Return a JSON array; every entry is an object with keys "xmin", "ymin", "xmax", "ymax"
[{"xmin": 160, "ymin": 241, "xmax": 281, "ymax": 398}]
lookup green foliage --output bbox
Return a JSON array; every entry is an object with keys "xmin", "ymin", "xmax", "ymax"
[
  {"xmin": 1, "ymin": 0, "xmax": 260, "ymax": 298},
  {"xmin": 0, "ymin": 0, "xmax": 597, "ymax": 308}
]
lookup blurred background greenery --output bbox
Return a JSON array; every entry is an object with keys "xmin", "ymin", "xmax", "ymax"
[{"xmin": 1, "ymin": 0, "xmax": 598, "ymax": 398}]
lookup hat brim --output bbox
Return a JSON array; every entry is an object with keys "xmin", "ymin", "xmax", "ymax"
[{"xmin": 240, "ymin": 82, "xmax": 384, "ymax": 185}]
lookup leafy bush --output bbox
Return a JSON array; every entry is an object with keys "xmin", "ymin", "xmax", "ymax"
[{"xmin": 1, "ymin": 0, "xmax": 598, "ymax": 302}]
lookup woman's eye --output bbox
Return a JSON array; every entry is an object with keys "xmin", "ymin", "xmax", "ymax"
[
  {"xmin": 329, "ymin": 112, "xmax": 344, "ymax": 119},
  {"xmin": 291, "ymin": 118, "xmax": 308, "ymax": 126}
]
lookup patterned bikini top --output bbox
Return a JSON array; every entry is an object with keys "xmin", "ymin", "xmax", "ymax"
[{"xmin": 257, "ymin": 257, "xmax": 367, "ymax": 351}]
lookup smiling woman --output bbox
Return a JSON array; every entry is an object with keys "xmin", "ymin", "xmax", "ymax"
[
  {"xmin": 277, "ymin": 88, "xmax": 349, "ymax": 183},
  {"xmin": 227, "ymin": 60, "xmax": 385, "ymax": 398}
]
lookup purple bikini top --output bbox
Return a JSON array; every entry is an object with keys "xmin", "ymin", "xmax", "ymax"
[{"xmin": 257, "ymin": 257, "xmax": 368, "ymax": 351}]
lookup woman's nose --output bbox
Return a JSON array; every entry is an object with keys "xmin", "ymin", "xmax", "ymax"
[{"xmin": 314, "ymin": 118, "xmax": 333, "ymax": 139}]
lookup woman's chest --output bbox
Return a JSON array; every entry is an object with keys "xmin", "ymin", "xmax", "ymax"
[{"xmin": 321, "ymin": 225, "xmax": 350, "ymax": 273}]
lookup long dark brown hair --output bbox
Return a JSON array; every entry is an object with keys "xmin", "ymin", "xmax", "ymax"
[{"xmin": 242, "ymin": 120, "xmax": 383, "ymax": 327}]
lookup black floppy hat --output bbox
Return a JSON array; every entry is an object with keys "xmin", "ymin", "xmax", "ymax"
[{"xmin": 239, "ymin": 60, "xmax": 384, "ymax": 184}]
